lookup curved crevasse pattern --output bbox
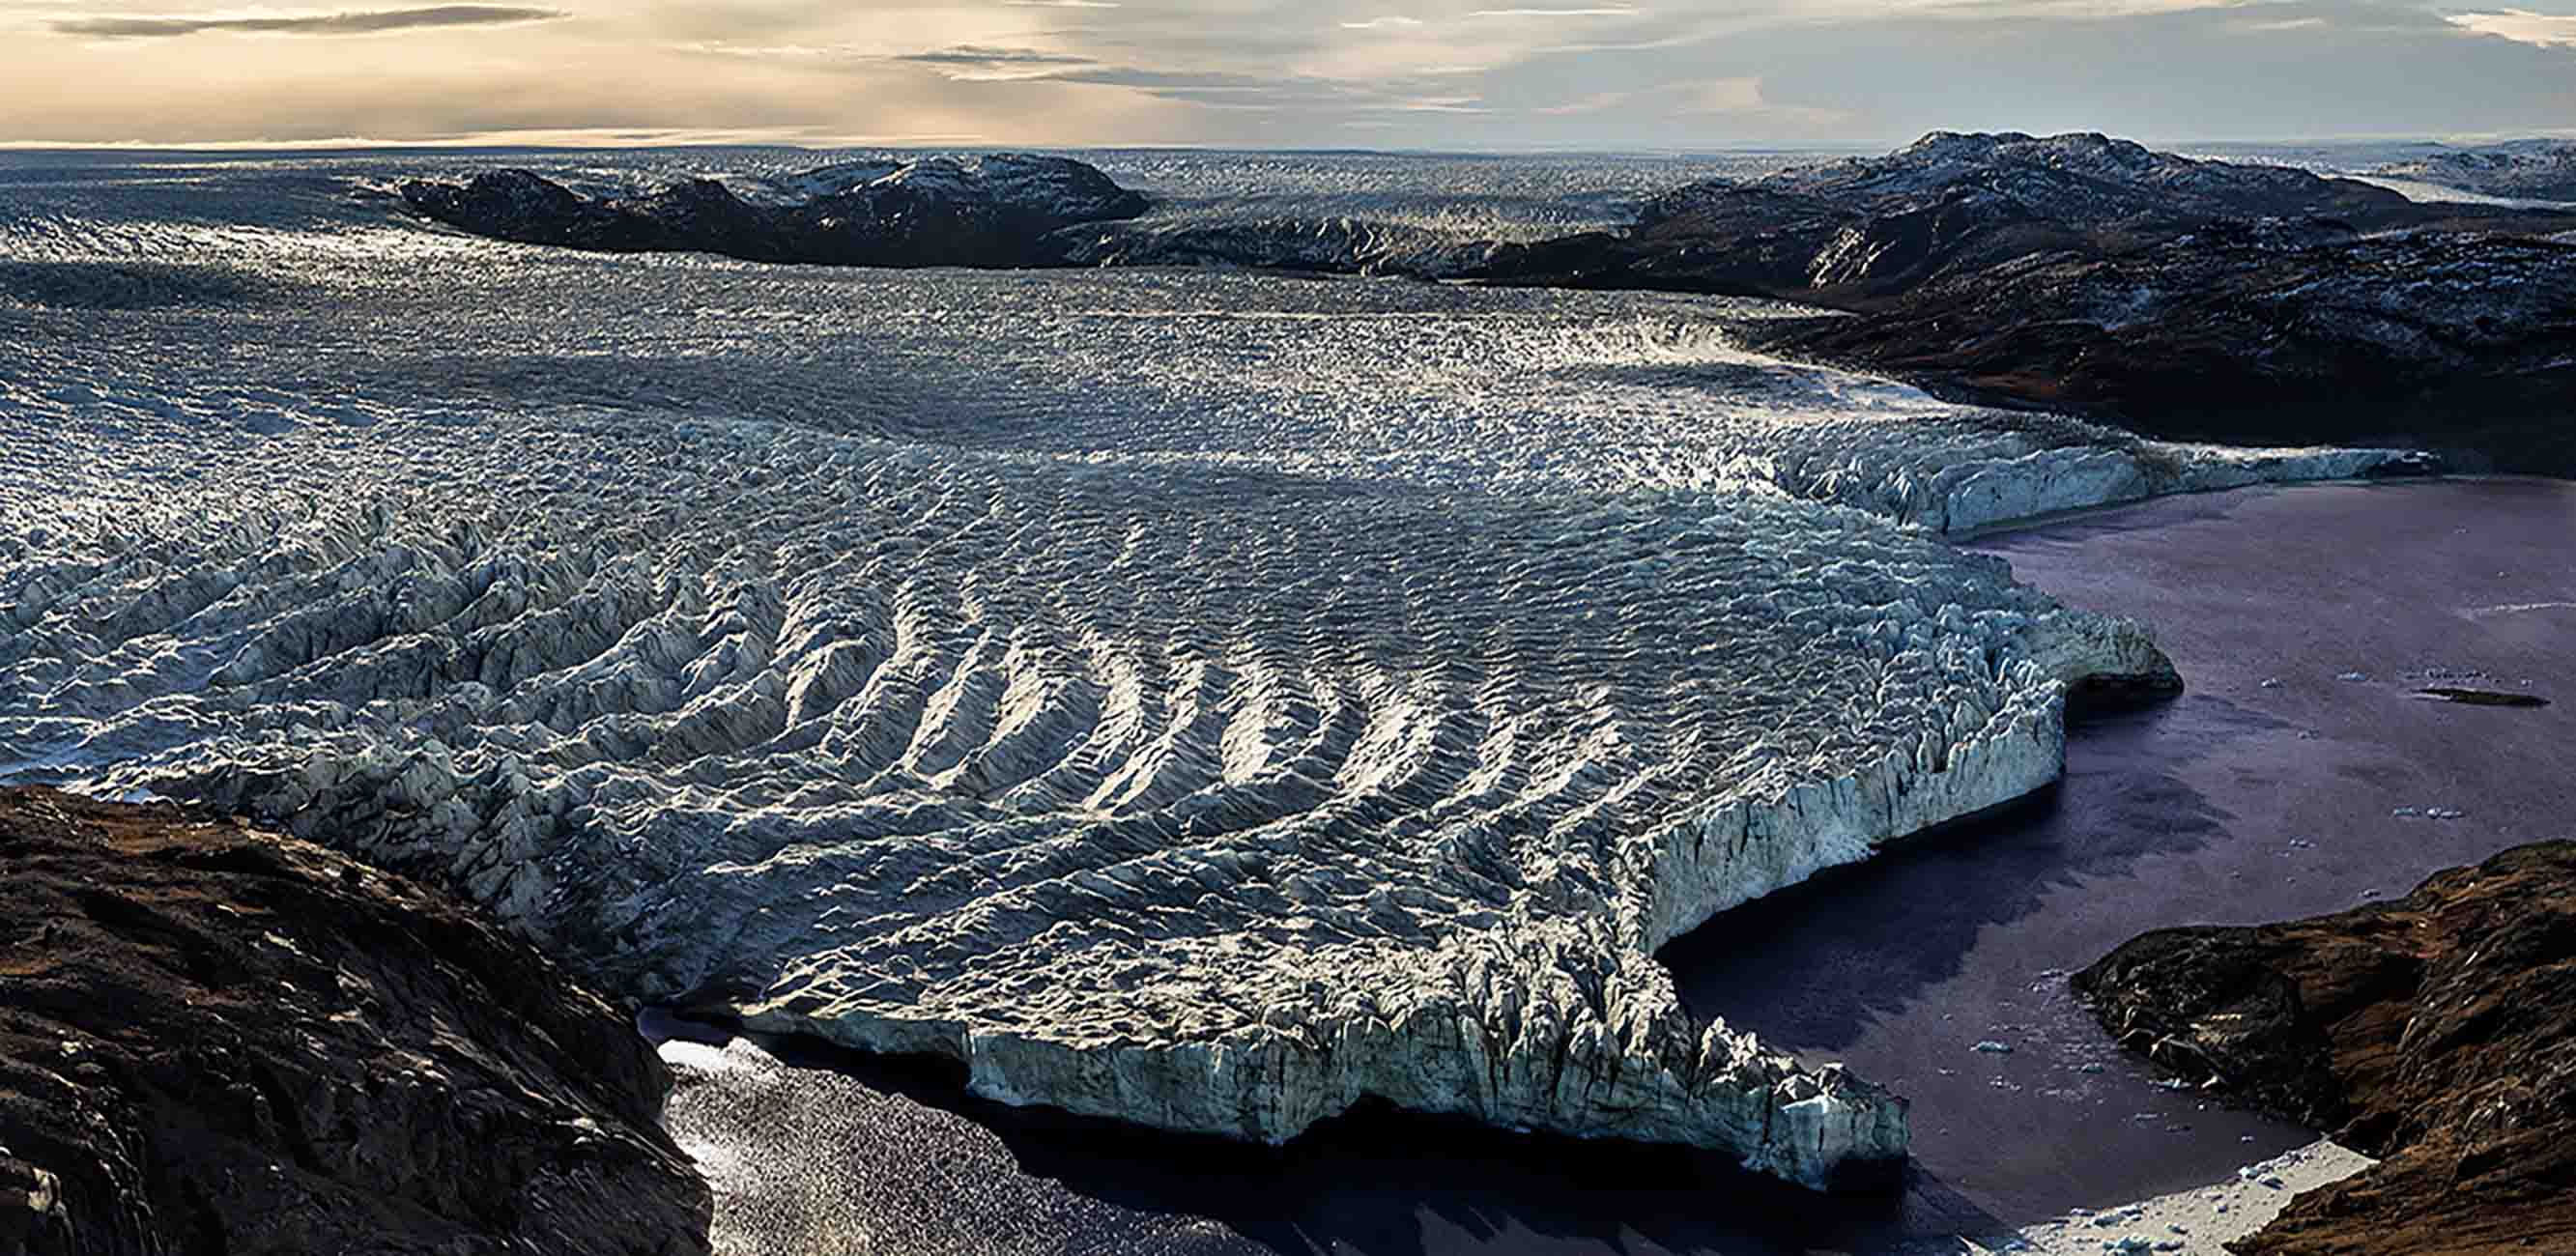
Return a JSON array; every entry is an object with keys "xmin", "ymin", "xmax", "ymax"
[
  {"xmin": 0, "ymin": 411, "xmax": 2161, "ymax": 1186},
  {"xmin": 0, "ymin": 151, "xmax": 2416, "ymax": 1188}
]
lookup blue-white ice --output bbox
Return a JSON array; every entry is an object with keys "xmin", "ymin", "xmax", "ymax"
[{"xmin": 0, "ymin": 150, "xmax": 2417, "ymax": 1186}]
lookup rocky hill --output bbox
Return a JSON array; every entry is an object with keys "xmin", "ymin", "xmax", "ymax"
[
  {"xmin": 397, "ymin": 154, "xmax": 1149, "ymax": 268},
  {"xmin": 2075, "ymin": 842, "xmax": 2576, "ymax": 1256},
  {"xmin": 2374, "ymin": 140, "xmax": 2576, "ymax": 203},
  {"xmin": 1743, "ymin": 225, "xmax": 2576, "ymax": 471},
  {"xmin": 0, "ymin": 787, "xmax": 709, "ymax": 1256},
  {"xmin": 1484, "ymin": 130, "xmax": 2562, "ymax": 303}
]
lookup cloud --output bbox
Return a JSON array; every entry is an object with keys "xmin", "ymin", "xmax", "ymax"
[
  {"xmin": 892, "ymin": 43, "xmax": 1100, "ymax": 79},
  {"xmin": 2449, "ymin": 9, "xmax": 2576, "ymax": 47},
  {"xmin": 12, "ymin": 0, "xmax": 2576, "ymax": 149},
  {"xmin": 52, "ymin": 5, "xmax": 564, "ymax": 39},
  {"xmin": 1531, "ymin": 89, "xmax": 1629, "ymax": 113},
  {"xmin": 895, "ymin": 44, "xmax": 1094, "ymax": 65}
]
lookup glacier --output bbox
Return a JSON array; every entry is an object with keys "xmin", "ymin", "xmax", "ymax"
[{"xmin": 0, "ymin": 152, "xmax": 2428, "ymax": 1189}]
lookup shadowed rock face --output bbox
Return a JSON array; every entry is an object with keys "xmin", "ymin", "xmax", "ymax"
[
  {"xmin": 1744, "ymin": 226, "xmax": 2576, "ymax": 473},
  {"xmin": 397, "ymin": 155, "xmax": 1150, "ymax": 268},
  {"xmin": 0, "ymin": 787, "xmax": 709, "ymax": 1256},
  {"xmin": 1479, "ymin": 131, "xmax": 2454, "ymax": 301},
  {"xmin": 2075, "ymin": 842, "xmax": 2576, "ymax": 1256}
]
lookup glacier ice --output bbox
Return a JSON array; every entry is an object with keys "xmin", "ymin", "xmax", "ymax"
[
  {"xmin": 0, "ymin": 158, "xmax": 2425, "ymax": 1188},
  {"xmin": 0, "ymin": 403, "xmax": 2167, "ymax": 1186}
]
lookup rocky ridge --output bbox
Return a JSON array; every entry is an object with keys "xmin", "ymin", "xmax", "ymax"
[
  {"xmin": 1530, "ymin": 132, "xmax": 2576, "ymax": 473},
  {"xmin": 0, "ymin": 786, "xmax": 710, "ymax": 1256},
  {"xmin": 2373, "ymin": 140, "xmax": 2576, "ymax": 204},
  {"xmin": 1743, "ymin": 225, "xmax": 2576, "ymax": 471},
  {"xmin": 1481, "ymin": 130, "xmax": 2566, "ymax": 296},
  {"xmin": 396, "ymin": 154, "xmax": 1150, "ymax": 268},
  {"xmin": 2075, "ymin": 842, "xmax": 2576, "ymax": 1255}
]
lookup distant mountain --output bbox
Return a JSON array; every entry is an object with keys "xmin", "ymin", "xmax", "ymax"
[
  {"xmin": 2373, "ymin": 140, "xmax": 2576, "ymax": 203},
  {"xmin": 1493, "ymin": 129, "xmax": 2428, "ymax": 302},
  {"xmin": 396, "ymin": 154, "xmax": 1149, "ymax": 268}
]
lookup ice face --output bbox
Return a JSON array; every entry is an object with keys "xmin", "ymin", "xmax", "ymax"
[{"xmin": 0, "ymin": 152, "xmax": 2405, "ymax": 1187}]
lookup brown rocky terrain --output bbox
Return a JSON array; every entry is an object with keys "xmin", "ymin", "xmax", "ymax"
[
  {"xmin": 395, "ymin": 154, "xmax": 1150, "ymax": 269},
  {"xmin": 2075, "ymin": 842, "xmax": 2576, "ymax": 1255},
  {"xmin": 0, "ymin": 787, "xmax": 710, "ymax": 1256},
  {"xmin": 1743, "ymin": 225, "xmax": 2576, "ymax": 475}
]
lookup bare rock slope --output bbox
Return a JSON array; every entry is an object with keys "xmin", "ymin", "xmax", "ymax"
[
  {"xmin": 396, "ymin": 155, "xmax": 1150, "ymax": 268},
  {"xmin": 1483, "ymin": 130, "xmax": 2559, "ymax": 300},
  {"xmin": 0, "ymin": 787, "xmax": 710, "ymax": 1256},
  {"xmin": 1747, "ymin": 226, "xmax": 2576, "ymax": 472},
  {"xmin": 2075, "ymin": 842, "xmax": 2576, "ymax": 1255}
]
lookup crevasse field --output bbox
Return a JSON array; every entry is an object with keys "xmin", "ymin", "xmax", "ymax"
[{"xmin": 0, "ymin": 149, "xmax": 2409, "ymax": 1186}]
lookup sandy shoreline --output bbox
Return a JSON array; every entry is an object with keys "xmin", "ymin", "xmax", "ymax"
[{"xmin": 1979, "ymin": 1141, "xmax": 2377, "ymax": 1256}]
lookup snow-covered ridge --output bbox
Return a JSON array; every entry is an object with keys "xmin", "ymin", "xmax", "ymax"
[
  {"xmin": 2367, "ymin": 139, "xmax": 2576, "ymax": 204},
  {"xmin": 1635, "ymin": 130, "xmax": 2412, "ymax": 237},
  {"xmin": 773, "ymin": 153, "xmax": 1144, "ymax": 218}
]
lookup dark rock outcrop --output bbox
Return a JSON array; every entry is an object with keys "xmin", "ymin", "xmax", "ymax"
[
  {"xmin": 1480, "ymin": 131, "xmax": 2470, "ymax": 301},
  {"xmin": 1743, "ymin": 226, "xmax": 2576, "ymax": 472},
  {"xmin": 398, "ymin": 154, "xmax": 1150, "ymax": 268},
  {"xmin": 2075, "ymin": 842, "xmax": 2576, "ymax": 1256},
  {"xmin": 0, "ymin": 787, "xmax": 709, "ymax": 1256},
  {"xmin": 1500, "ymin": 131, "xmax": 2576, "ymax": 474}
]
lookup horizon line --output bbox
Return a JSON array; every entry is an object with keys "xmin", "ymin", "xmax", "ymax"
[{"xmin": 4, "ymin": 126, "xmax": 2575, "ymax": 157}]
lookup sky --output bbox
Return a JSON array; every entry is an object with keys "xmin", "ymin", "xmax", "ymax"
[{"xmin": 2, "ymin": 1, "xmax": 2573, "ymax": 149}]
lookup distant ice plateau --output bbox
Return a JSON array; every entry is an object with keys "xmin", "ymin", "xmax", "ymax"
[{"xmin": 0, "ymin": 171, "xmax": 2431, "ymax": 1188}]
